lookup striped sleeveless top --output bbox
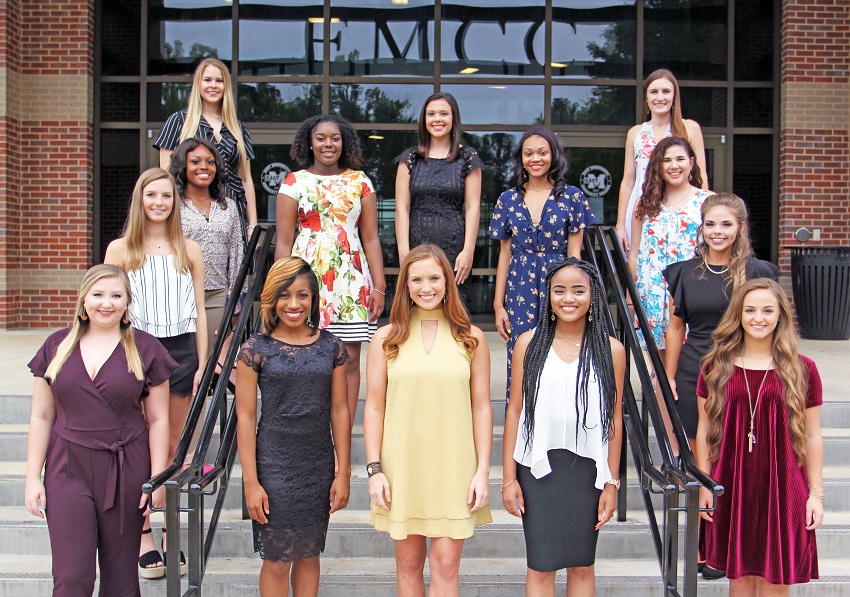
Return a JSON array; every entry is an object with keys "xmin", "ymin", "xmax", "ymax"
[{"xmin": 128, "ymin": 254, "xmax": 197, "ymax": 337}]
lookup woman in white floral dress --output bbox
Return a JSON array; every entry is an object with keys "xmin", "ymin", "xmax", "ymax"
[{"xmin": 275, "ymin": 114, "xmax": 386, "ymax": 426}]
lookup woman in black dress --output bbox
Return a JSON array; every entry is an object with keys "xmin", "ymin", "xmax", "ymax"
[
  {"xmin": 394, "ymin": 92, "xmax": 483, "ymax": 306},
  {"xmin": 235, "ymin": 257, "xmax": 351, "ymax": 597}
]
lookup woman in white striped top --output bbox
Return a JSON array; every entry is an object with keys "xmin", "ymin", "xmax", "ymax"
[{"xmin": 105, "ymin": 168, "xmax": 207, "ymax": 577}]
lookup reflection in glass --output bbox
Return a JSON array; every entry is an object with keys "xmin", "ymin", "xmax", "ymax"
[
  {"xmin": 552, "ymin": 0, "xmax": 636, "ymax": 78},
  {"xmin": 330, "ymin": 1, "xmax": 434, "ymax": 76},
  {"xmin": 99, "ymin": 130, "xmax": 140, "ymax": 260},
  {"xmin": 733, "ymin": 135, "xmax": 772, "ymax": 261},
  {"xmin": 563, "ymin": 146, "xmax": 623, "ymax": 225},
  {"xmin": 551, "ymin": 86, "xmax": 634, "ymax": 125},
  {"xmin": 147, "ymin": 83, "xmax": 192, "ymax": 122},
  {"xmin": 734, "ymin": 88, "xmax": 772, "ymax": 128},
  {"xmin": 442, "ymin": 85, "xmax": 543, "ymax": 125},
  {"xmin": 735, "ymin": 0, "xmax": 774, "ymax": 81},
  {"xmin": 100, "ymin": 84, "xmax": 140, "ymax": 122},
  {"xmin": 239, "ymin": 1, "xmax": 324, "ymax": 75},
  {"xmin": 330, "ymin": 85, "xmax": 429, "ymax": 124},
  {"xmin": 644, "ymin": 0, "xmax": 727, "ymax": 80},
  {"xmin": 100, "ymin": 0, "xmax": 141, "ymax": 76},
  {"xmin": 251, "ymin": 144, "xmax": 297, "ymax": 223},
  {"xmin": 238, "ymin": 84, "xmax": 322, "ymax": 123},
  {"xmin": 441, "ymin": 1, "xmax": 545, "ymax": 77},
  {"xmin": 678, "ymin": 87, "xmax": 726, "ymax": 128},
  {"xmin": 148, "ymin": 2, "xmax": 233, "ymax": 75}
]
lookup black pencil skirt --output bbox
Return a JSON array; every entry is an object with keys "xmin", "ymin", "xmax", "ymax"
[{"xmin": 516, "ymin": 449, "xmax": 602, "ymax": 572}]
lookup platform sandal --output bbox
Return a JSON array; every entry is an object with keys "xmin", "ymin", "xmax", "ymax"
[
  {"xmin": 161, "ymin": 527, "xmax": 188, "ymax": 577},
  {"xmin": 138, "ymin": 528, "xmax": 165, "ymax": 579}
]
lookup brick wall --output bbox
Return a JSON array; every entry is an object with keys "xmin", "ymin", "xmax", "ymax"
[
  {"xmin": 0, "ymin": 1, "xmax": 94, "ymax": 327},
  {"xmin": 779, "ymin": 0, "xmax": 850, "ymax": 287}
]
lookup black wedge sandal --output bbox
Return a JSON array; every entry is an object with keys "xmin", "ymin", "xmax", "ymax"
[
  {"xmin": 138, "ymin": 528, "xmax": 165, "ymax": 579},
  {"xmin": 161, "ymin": 527, "xmax": 187, "ymax": 577}
]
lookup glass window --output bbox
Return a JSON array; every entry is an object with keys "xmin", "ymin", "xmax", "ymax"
[
  {"xmin": 100, "ymin": 0, "xmax": 141, "ymax": 76},
  {"xmin": 147, "ymin": 1, "xmax": 233, "ymax": 75},
  {"xmin": 734, "ymin": 88, "xmax": 772, "ymax": 128},
  {"xmin": 100, "ymin": 84, "xmax": 140, "ymax": 123},
  {"xmin": 238, "ymin": 83, "xmax": 323, "ymax": 123},
  {"xmin": 733, "ymin": 135, "xmax": 773, "ymax": 261},
  {"xmin": 552, "ymin": 0, "xmax": 636, "ymax": 79},
  {"xmin": 679, "ymin": 87, "xmax": 727, "ymax": 128},
  {"xmin": 441, "ymin": 1, "xmax": 545, "ymax": 77},
  {"xmin": 330, "ymin": 84, "xmax": 430, "ymax": 124},
  {"xmin": 250, "ymin": 143, "xmax": 297, "ymax": 223},
  {"xmin": 99, "ymin": 130, "xmax": 140, "ymax": 260},
  {"xmin": 644, "ymin": 0, "xmax": 727, "ymax": 80},
  {"xmin": 551, "ymin": 86, "xmax": 634, "ymax": 125},
  {"xmin": 147, "ymin": 83, "xmax": 192, "ymax": 122},
  {"xmin": 735, "ymin": 0, "xmax": 774, "ymax": 81},
  {"xmin": 442, "ymin": 85, "xmax": 543, "ymax": 125},
  {"xmin": 239, "ymin": 1, "xmax": 324, "ymax": 75},
  {"xmin": 330, "ymin": 1, "xmax": 435, "ymax": 77},
  {"xmin": 562, "ymin": 146, "xmax": 623, "ymax": 225}
]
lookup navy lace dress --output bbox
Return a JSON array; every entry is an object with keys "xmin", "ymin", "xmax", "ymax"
[{"xmin": 238, "ymin": 330, "xmax": 349, "ymax": 561}]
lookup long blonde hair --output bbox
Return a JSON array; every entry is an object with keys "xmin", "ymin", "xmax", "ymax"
[
  {"xmin": 180, "ymin": 58, "xmax": 249, "ymax": 179},
  {"xmin": 121, "ymin": 168, "xmax": 190, "ymax": 274},
  {"xmin": 701, "ymin": 279, "xmax": 808, "ymax": 465},
  {"xmin": 45, "ymin": 265, "xmax": 144, "ymax": 382},
  {"xmin": 383, "ymin": 244, "xmax": 478, "ymax": 360},
  {"xmin": 696, "ymin": 192, "xmax": 753, "ymax": 294}
]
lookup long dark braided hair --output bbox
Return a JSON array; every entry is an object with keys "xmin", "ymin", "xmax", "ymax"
[{"xmin": 521, "ymin": 258, "xmax": 617, "ymax": 451}]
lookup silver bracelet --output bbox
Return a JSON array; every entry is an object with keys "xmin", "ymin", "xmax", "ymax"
[{"xmin": 373, "ymin": 288, "xmax": 386, "ymax": 296}]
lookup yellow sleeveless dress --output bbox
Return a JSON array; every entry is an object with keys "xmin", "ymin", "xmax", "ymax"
[{"xmin": 370, "ymin": 307, "xmax": 492, "ymax": 539}]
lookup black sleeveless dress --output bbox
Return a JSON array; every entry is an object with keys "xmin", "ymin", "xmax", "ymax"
[{"xmin": 395, "ymin": 146, "xmax": 484, "ymax": 306}]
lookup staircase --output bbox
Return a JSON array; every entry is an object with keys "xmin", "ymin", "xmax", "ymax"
[{"xmin": 2, "ymin": 351, "xmax": 850, "ymax": 595}]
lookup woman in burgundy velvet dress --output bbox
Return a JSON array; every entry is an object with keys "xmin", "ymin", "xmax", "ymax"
[
  {"xmin": 24, "ymin": 264, "xmax": 175, "ymax": 595},
  {"xmin": 696, "ymin": 278, "xmax": 824, "ymax": 594}
]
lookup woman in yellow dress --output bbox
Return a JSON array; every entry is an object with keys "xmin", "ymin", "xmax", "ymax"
[{"xmin": 364, "ymin": 244, "xmax": 492, "ymax": 596}]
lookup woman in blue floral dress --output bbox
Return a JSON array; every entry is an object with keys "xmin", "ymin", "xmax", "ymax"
[
  {"xmin": 628, "ymin": 136, "xmax": 712, "ymax": 352},
  {"xmin": 488, "ymin": 127, "xmax": 596, "ymax": 398}
]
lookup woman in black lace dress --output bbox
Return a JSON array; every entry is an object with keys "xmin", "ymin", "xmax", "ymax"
[
  {"xmin": 394, "ymin": 92, "xmax": 483, "ymax": 306},
  {"xmin": 235, "ymin": 257, "xmax": 351, "ymax": 597}
]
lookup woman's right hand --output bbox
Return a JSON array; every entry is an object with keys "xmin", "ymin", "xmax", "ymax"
[
  {"xmin": 368, "ymin": 473, "xmax": 392, "ymax": 511},
  {"xmin": 495, "ymin": 307, "xmax": 511, "ymax": 342},
  {"xmin": 24, "ymin": 479, "xmax": 46, "ymax": 518},
  {"xmin": 699, "ymin": 486, "xmax": 714, "ymax": 522},
  {"xmin": 244, "ymin": 481, "xmax": 270, "ymax": 524},
  {"xmin": 501, "ymin": 479, "xmax": 524, "ymax": 518}
]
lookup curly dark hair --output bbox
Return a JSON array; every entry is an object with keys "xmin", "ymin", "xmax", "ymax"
[
  {"xmin": 290, "ymin": 114, "xmax": 362, "ymax": 170},
  {"xmin": 521, "ymin": 258, "xmax": 617, "ymax": 451},
  {"xmin": 512, "ymin": 126, "xmax": 569, "ymax": 196},
  {"xmin": 168, "ymin": 137, "xmax": 226, "ymax": 206},
  {"xmin": 634, "ymin": 136, "xmax": 703, "ymax": 221}
]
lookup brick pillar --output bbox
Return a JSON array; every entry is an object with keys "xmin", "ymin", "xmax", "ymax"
[
  {"xmin": 0, "ymin": 1, "xmax": 94, "ymax": 327},
  {"xmin": 779, "ymin": 0, "xmax": 850, "ymax": 290}
]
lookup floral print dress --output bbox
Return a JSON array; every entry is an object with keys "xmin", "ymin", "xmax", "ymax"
[
  {"xmin": 488, "ymin": 185, "xmax": 597, "ymax": 398},
  {"xmin": 634, "ymin": 188, "xmax": 710, "ymax": 350},
  {"xmin": 279, "ymin": 169, "xmax": 376, "ymax": 342},
  {"xmin": 624, "ymin": 122, "xmax": 671, "ymax": 249}
]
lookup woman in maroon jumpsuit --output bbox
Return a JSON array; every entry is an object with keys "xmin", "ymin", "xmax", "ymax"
[{"xmin": 24, "ymin": 264, "xmax": 175, "ymax": 596}]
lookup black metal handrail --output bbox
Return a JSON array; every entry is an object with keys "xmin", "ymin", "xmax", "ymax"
[{"xmin": 583, "ymin": 226, "xmax": 723, "ymax": 597}]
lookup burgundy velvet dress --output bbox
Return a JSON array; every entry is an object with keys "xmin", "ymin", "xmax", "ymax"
[
  {"xmin": 28, "ymin": 328, "xmax": 176, "ymax": 597},
  {"xmin": 696, "ymin": 356, "xmax": 822, "ymax": 584}
]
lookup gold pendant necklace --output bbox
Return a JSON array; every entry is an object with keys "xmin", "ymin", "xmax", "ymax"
[
  {"xmin": 703, "ymin": 258, "xmax": 729, "ymax": 275},
  {"xmin": 554, "ymin": 335, "xmax": 580, "ymax": 363},
  {"xmin": 741, "ymin": 351, "xmax": 773, "ymax": 453}
]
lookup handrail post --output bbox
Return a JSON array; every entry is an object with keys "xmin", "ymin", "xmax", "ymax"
[
  {"xmin": 187, "ymin": 481, "xmax": 203, "ymax": 596},
  {"xmin": 165, "ymin": 478, "xmax": 182, "ymax": 597},
  {"xmin": 662, "ymin": 487, "xmax": 680, "ymax": 596},
  {"xmin": 682, "ymin": 480, "xmax": 701, "ymax": 597}
]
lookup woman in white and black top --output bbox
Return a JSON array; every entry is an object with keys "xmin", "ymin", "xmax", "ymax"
[
  {"xmin": 502, "ymin": 258, "xmax": 625, "ymax": 596},
  {"xmin": 154, "ymin": 58, "xmax": 257, "ymax": 243},
  {"xmin": 105, "ymin": 167, "xmax": 206, "ymax": 577}
]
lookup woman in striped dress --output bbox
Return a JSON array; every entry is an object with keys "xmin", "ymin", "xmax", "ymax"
[{"xmin": 105, "ymin": 167, "xmax": 207, "ymax": 577}]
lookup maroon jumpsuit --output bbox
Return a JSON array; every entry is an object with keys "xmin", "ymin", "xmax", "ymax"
[{"xmin": 28, "ymin": 328, "xmax": 176, "ymax": 597}]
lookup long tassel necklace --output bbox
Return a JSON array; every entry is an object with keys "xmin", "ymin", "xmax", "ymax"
[{"xmin": 741, "ymin": 351, "xmax": 773, "ymax": 453}]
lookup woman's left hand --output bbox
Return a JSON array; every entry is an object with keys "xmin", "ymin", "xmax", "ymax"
[
  {"xmin": 467, "ymin": 470, "xmax": 490, "ymax": 513},
  {"xmin": 329, "ymin": 474, "xmax": 350, "ymax": 514},
  {"xmin": 367, "ymin": 289, "xmax": 385, "ymax": 322},
  {"xmin": 805, "ymin": 496, "xmax": 824, "ymax": 530},
  {"xmin": 141, "ymin": 486, "xmax": 165, "ymax": 516},
  {"xmin": 192, "ymin": 368, "xmax": 203, "ymax": 398},
  {"xmin": 595, "ymin": 485, "xmax": 617, "ymax": 530},
  {"xmin": 454, "ymin": 249, "xmax": 474, "ymax": 285}
]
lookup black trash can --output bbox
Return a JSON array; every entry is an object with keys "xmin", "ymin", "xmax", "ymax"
[{"xmin": 790, "ymin": 246, "xmax": 850, "ymax": 340}]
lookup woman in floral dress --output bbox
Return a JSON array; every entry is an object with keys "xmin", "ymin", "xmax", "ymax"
[
  {"xmin": 275, "ymin": 114, "xmax": 386, "ymax": 426},
  {"xmin": 488, "ymin": 126, "xmax": 596, "ymax": 399}
]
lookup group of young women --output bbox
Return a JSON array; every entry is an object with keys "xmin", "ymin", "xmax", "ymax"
[{"xmin": 23, "ymin": 60, "xmax": 824, "ymax": 597}]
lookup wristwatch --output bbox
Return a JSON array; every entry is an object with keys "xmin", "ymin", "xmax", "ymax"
[
  {"xmin": 606, "ymin": 478, "xmax": 621, "ymax": 490},
  {"xmin": 366, "ymin": 461, "xmax": 382, "ymax": 477}
]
